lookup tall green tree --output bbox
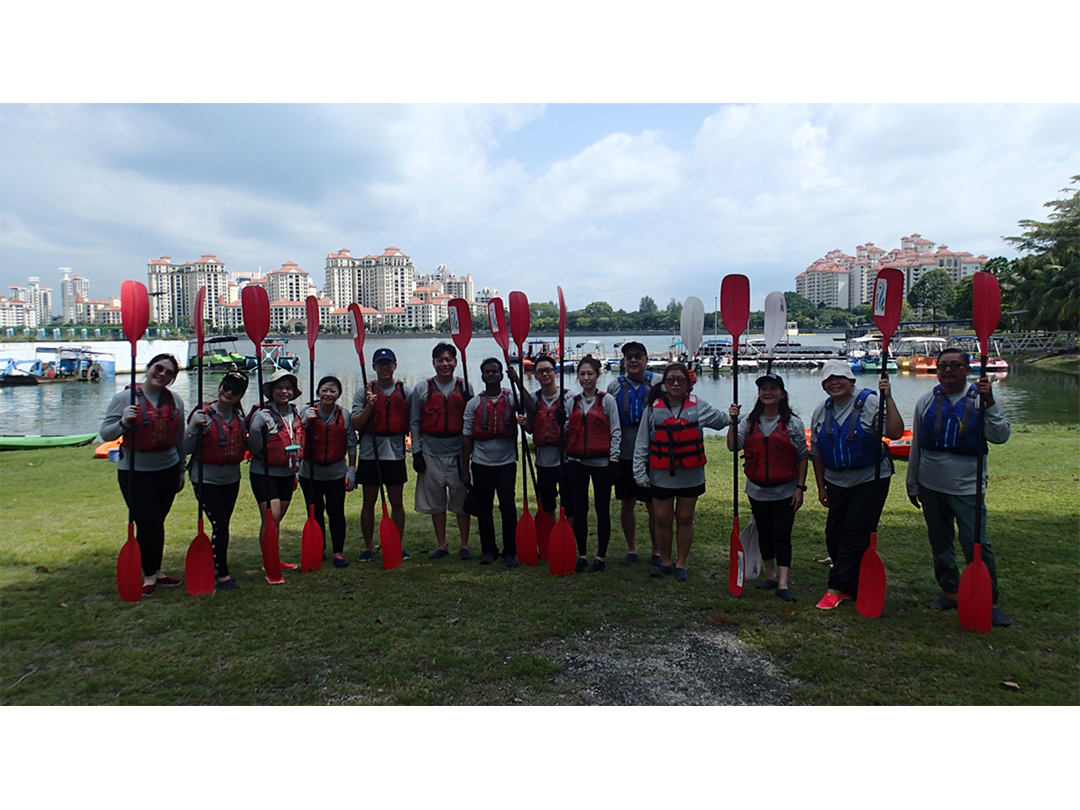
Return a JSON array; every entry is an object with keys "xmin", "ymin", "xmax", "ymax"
[
  {"xmin": 639, "ymin": 295, "xmax": 658, "ymax": 313},
  {"xmin": 999, "ymin": 176, "xmax": 1079, "ymax": 331},
  {"xmin": 908, "ymin": 269, "xmax": 955, "ymax": 320}
]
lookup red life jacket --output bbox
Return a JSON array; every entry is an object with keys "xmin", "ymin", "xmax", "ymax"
[
  {"xmin": 566, "ymin": 392, "xmax": 612, "ymax": 459},
  {"xmin": 471, "ymin": 389, "xmax": 516, "ymax": 441},
  {"xmin": 369, "ymin": 381, "xmax": 409, "ymax": 436},
  {"xmin": 250, "ymin": 405, "xmax": 304, "ymax": 469},
  {"xmin": 648, "ymin": 394, "xmax": 707, "ymax": 474},
  {"xmin": 192, "ymin": 403, "xmax": 247, "ymax": 466},
  {"xmin": 743, "ymin": 418, "xmax": 798, "ymax": 487},
  {"xmin": 533, "ymin": 393, "xmax": 561, "ymax": 447},
  {"xmin": 307, "ymin": 405, "xmax": 348, "ymax": 465},
  {"xmin": 419, "ymin": 377, "xmax": 467, "ymax": 437},
  {"xmin": 123, "ymin": 384, "xmax": 181, "ymax": 453}
]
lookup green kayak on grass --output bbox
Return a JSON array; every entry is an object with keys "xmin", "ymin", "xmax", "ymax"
[{"xmin": 0, "ymin": 433, "xmax": 99, "ymax": 451}]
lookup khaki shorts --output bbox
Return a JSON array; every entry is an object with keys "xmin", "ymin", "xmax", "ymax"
[{"xmin": 414, "ymin": 454, "xmax": 468, "ymax": 515}]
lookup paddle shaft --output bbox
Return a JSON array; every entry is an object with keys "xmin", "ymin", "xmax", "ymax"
[
  {"xmin": 870, "ymin": 346, "xmax": 889, "ymax": 533},
  {"xmin": 731, "ymin": 341, "xmax": 739, "ymax": 521},
  {"xmin": 358, "ymin": 361, "xmax": 389, "ymax": 506},
  {"xmin": 974, "ymin": 351, "xmax": 988, "ymax": 548}
]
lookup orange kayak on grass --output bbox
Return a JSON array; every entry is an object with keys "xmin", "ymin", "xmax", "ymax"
[
  {"xmin": 803, "ymin": 429, "xmax": 912, "ymax": 459},
  {"xmin": 95, "ymin": 438, "xmax": 122, "ymax": 458}
]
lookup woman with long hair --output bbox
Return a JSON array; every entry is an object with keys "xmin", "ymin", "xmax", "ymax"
[
  {"xmin": 100, "ymin": 353, "xmax": 186, "ymax": 596},
  {"xmin": 632, "ymin": 361, "xmax": 731, "ymax": 582},
  {"xmin": 727, "ymin": 373, "xmax": 808, "ymax": 602}
]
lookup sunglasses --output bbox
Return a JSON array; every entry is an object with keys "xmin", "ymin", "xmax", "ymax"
[
  {"xmin": 664, "ymin": 377, "xmax": 688, "ymax": 386},
  {"xmin": 938, "ymin": 362, "xmax": 969, "ymax": 371},
  {"xmin": 534, "ymin": 367, "xmax": 555, "ymax": 374}
]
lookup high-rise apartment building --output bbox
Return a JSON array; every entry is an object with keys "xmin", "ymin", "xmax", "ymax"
[
  {"xmin": 266, "ymin": 261, "xmax": 315, "ymax": 304},
  {"xmin": 60, "ymin": 269, "xmax": 90, "ymax": 323},
  {"xmin": 147, "ymin": 254, "xmax": 230, "ymax": 327},
  {"xmin": 323, "ymin": 246, "xmax": 417, "ymax": 311},
  {"xmin": 8, "ymin": 277, "xmax": 52, "ymax": 326}
]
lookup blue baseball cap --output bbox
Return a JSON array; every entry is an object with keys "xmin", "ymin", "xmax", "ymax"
[{"xmin": 372, "ymin": 348, "xmax": 396, "ymax": 364}]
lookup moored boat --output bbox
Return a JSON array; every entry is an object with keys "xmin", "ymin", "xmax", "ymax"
[{"xmin": 0, "ymin": 433, "xmax": 99, "ymax": 451}]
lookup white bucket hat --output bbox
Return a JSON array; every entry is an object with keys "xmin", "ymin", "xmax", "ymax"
[{"xmin": 820, "ymin": 358, "xmax": 856, "ymax": 382}]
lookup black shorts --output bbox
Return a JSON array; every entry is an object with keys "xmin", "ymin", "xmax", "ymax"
[
  {"xmin": 613, "ymin": 459, "xmax": 652, "ymax": 503},
  {"xmin": 250, "ymin": 472, "xmax": 297, "ymax": 505},
  {"xmin": 357, "ymin": 458, "xmax": 407, "ymax": 488},
  {"xmin": 649, "ymin": 482, "xmax": 706, "ymax": 500}
]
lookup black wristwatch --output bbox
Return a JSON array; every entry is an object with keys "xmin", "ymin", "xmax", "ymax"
[{"xmin": 796, "ymin": 484, "xmax": 808, "ymax": 491}]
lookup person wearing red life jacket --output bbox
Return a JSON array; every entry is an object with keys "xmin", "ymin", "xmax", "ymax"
[
  {"xmin": 564, "ymin": 356, "xmax": 621, "ymax": 572},
  {"xmin": 99, "ymin": 353, "xmax": 186, "ymax": 596},
  {"xmin": 185, "ymin": 370, "xmax": 249, "ymax": 590},
  {"xmin": 632, "ymin": 361, "xmax": 732, "ymax": 582},
  {"xmin": 351, "ymin": 348, "xmax": 412, "ymax": 562},
  {"xmin": 809, "ymin": 359, "xmax": 903, "ymax": 609},
  {"xmin": 410, "ymin": 342, "xmax": 475, "ymax": 560},
  {"xmin": 520, "ymin": 354, "xmax": 571, "ymax": 532},
  {"xmin": 460, "ymin": 357, "xmax": 524, "ymax": 567},
  {"xmin": 727, "ymin": 373, "xmax": 808, "ymax": 602},
  {"xmin": 299, "ymin": 375, "xmax": 357, "ymax": 568},
  {"xmin": 248, "ymin": 369, "xmax": 305, "ymax": 571}
]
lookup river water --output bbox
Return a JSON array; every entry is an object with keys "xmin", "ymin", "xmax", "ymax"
[{"xmin": 2, "ymin": 333, "xmax": 1077, "ymax": 437}]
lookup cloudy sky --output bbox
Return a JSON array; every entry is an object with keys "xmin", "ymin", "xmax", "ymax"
[{"xmin": 2, "ymin": 11, "xmax": 1077, "ymax": 317}]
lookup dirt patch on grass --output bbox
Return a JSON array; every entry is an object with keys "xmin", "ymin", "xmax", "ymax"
[{"xmin": 542, "ymin": 625, "xmax": 798, "ymax": 706}]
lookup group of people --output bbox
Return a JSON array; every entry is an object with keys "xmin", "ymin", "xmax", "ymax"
[{"xmin": 100, "ymin": 341, "xmax": 1012, "ymax": 626}]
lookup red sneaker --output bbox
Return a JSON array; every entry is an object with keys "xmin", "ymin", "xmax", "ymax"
[
  {"xmin": 278, "ymin": 562, "xmax": 298, "ymax": 570},
  {"xmin": 155, "ymin": 575, "xmax": 182, "ymax": 586},
  {"xmin": 816, "ymin": 592, "xmax": 844, "ymax": 610}
]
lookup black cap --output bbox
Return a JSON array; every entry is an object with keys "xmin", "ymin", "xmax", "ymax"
[
  {"xmin": 621, "ymin": 341, "xmax": 647, "ymax": 356},
  {"xmin": 755, "ymin": 372, "xmax": 785, "ymax": 389}
]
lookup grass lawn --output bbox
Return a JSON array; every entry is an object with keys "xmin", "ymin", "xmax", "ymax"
[{"xmin": 2, "ymin": 425, "xmax": 1078, "ymax": 705}]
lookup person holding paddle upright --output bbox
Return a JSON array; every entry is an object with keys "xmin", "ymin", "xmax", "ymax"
[
  {"xmin": 101, "ymin": 353, "xmax": 187, "ymax": 596},
  {"xmin": 564, "ymin": 355, "xmax": 621, "ymax": 573},
  {"xmin": 460, "ymin": 357, "xmax": 521, "ymax": 567},
  {"xmin": 247, "ymin": 369, "xmax": 305, "ymax": 572},
  {"xmin": 351, "ymin": 348, "xmax": 412, "ymax": 563},
  {"xmin": 299, "ymin": 375, "xmax": 357, "ymax": 568},
  {"xmin": 410, "ymin": 342, "xmax": 474, "ymax": 560},
  {"xmin": 520, "ymin": 353, "xmax": 570, "ymax": 533},
  {"xmin": 632, "ymin": 361, "xmax": 732, "ymax": 582},
  {"xmin": 906, "ymin": 348, "xmax": 1011, "ymax": 627},
  {"xmin": 809, "ymin": 359, "xmax": 903, "ymax": 609},
  {"xmin": 185, "ymin": 370, "xmax": 249, "ymax": 590},
  {"xmin": 727, "ymin": 373, "xmax": 809, "ymax": 602},
  {"xmin": 607, "ymin": 342, "xmax": 658, "ymax": 567}
]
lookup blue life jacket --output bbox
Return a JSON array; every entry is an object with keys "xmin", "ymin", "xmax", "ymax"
[
  {"xmin": 918, "ymin": 384, "xmax": 986, "ymax": 456},
  {"xmin": 817, "ymin": 389, "xmax": 879, "ymax": 471},
  {"xmin": 615, "ymin": 373, "xmax": 653, "ymax": 426}
]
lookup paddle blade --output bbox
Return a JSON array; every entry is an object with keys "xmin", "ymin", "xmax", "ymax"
[
  {"xmin": 185, "ymin": 520, "xmax": 215, "ymax": 597},
  {"xmin": 260, "ymin": 510, "xmax": 283, "ymax": 583},
  {"xmin": 488, "ymin": 297, "xmax": 510, "ymax": 355},
  {"xmin": 972, "ymin": 272, "xmax": 1002, "ymax": 357},
  {"xmin": 120, "ymin": 280, "xmax": 150, "ymax": 349},
  {"xmin": 380, "ymin": 503, "xmax": 403, "ymax": 570},
  {"xmin": 509, "ymin": 291, "xmax": 531, "ymax": 355},
  {"xmin": 194, "ymin": 286, "xmax": 207, "ymax": 358},
  {"xmin": 305, "ymin": 295, "xmax": 320, "ymax": 356},
  {"xmin": 872, "ymin": 267, "xmax": 905, "ymax": 351},
  {"xmin": 448, "ymin": 298, "xmax": 473, "ymax": 355},
  {"xmin": 535, "ymin": 509, "xmax": 554, "ymax": 560},
  {"xmin": 301, "ymin": 504, "xmax": 324, "ymax": 573},
  {"xmin": 728, "ymin": 516, "xmax": 745, "ymax": 596},
  {"xmin": 241, "ymin": 285, "xmax": 270, "ymax": 348},
  {"xmin": 117, "ymin": 525, "xmax": 143, "ymax": 603},
  {"xmin": 958, "ymin": 544, "xmax": 993, "ymax": 634},
  {"xmin": 856, "ymin": 535, "xmax": 886, "ymax": 618},
  {"xmin": 763, "ymin": 291, "xmax": 787, "ymax": 352},
  {"xmin": 681, "ymin": 296, "xmax": 706, "ymax": 356},
  {"xmin": 720, "ymin": 274, "xmax": 751, "ymax": 341},
  {"xmin": 348, "ymin": 303, "xmax": 367, "ymax": 365},
  {"xmin": 549, "ymin": 509, "xmax": 575, "ymax": 576},
  {"xmin": 557, "ymin": 286, "xmax": 567, "ymax": 355},
  {"xmin": 516, "ymin": 503, "xmax": 538, "ymax": 566}
]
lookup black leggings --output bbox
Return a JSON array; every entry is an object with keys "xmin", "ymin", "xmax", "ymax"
[
  {"xmin": 824, "ymin": 477, "xmax": 891, "ymax": 596},
  {"xmin": 748, "ymin": 496, "xmax": 796, "ymax": 569},
  {"xmin": 192, "ymin": 480, "xmax": 240, "ymax": 578},
  {"xmin": 299, "ymin": 476, "xmax": 348, "ymax": 555},
  {"xmin": 472, "ymin": 462, "xmax": 517, "ymax": 557},
  {"xmin": 567, "ymin": 461, "xmax": 613, "ymax": 558},
  {"xmin": 117, "ymin": 464, "xmax": 182, "ymax": 576}
]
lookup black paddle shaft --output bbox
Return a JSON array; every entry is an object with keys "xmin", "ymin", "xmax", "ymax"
[
  {"xmin": 197, "ymin": 351, "xmax": 204, "ymax": 522},
  {"xmin": 358, "ymin": 362, "xmax": 388, "ymax": 506},
  {"xmin": 974, "ymin": 354, "xmax": 988, "ymax": 550},
  {"xmin": 732, "ymin": 345, "xmax": 739, "ymax": 521},
  {"xmin": 871, "ymin": 356, "xmax": 888, "ymax": 533}
]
